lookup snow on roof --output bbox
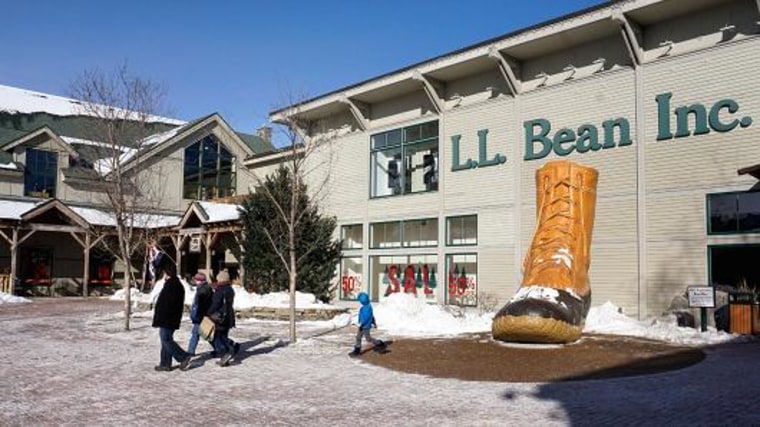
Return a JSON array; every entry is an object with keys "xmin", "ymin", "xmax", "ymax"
[
  {"xmin": 0, "ymin": 199, "xmax": 41, "ymax": 220},
  {"xmin": 197, "ymin": 201, "xmax": 242, "ymax": 223},
  {"xmin": 0, "ymin": 84, "xmax": 185, "ymax": 126},
  {"xmin": 69, "ymin": 205, "xmax": 181, "ymax": 228},
  {"xmin": 0, "ymin": 162, "xmax": 18, "ymax": 170}
]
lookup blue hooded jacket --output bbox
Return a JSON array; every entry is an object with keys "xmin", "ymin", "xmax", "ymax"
[{"xmin": 357, "ymin": 292, "xmax": 375, "ymax": 330}]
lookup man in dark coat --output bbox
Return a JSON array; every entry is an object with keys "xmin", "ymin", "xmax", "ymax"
[
  {"xmin": 207, "ymin": 270, "xmax": 236, "ymax": 366},
  {"xmin": 152, "ymin": 262, "xmax": 192, "ymax": 371}
]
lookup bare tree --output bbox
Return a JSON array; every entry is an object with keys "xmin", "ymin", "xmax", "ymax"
[
  {"xmin": 69, "ymin": 64, "xmax": 173, "ymax": 331},
  {"xmin": 243, "ymin": 90, "xmax": 338, "ymax": 343}
]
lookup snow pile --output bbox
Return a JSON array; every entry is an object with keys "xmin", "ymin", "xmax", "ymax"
[
  {"xmin": 235, "ymin": 289, "xmax": 336, "ymax": 310},
  {"xmin": 583, "ymin": 301, "xmax": 744, "ymax": 346},
  {"xmin": 0, "ymin": 292, "xmax": 31, "ymax": 304},
  {"xmin": 111, "ymin": 283, "xmax": 337, "ymax": 310},
  {"xmin": 373, "ymin": 293, "xmax": 492, "ymax": 337}
]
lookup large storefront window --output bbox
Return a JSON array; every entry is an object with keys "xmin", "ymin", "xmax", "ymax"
[
  {"xmin": 341, "ymin": 224, "xmax": 363, "ymax": 249},
  {"xmin": 707, "ymin": 192, "xmax": 760, "ymax": 234},
  {"xmin": 183, "ymin": 135, "xmax": 235, "ymax": 200},
  {"xmin": 446, "ymin": 253, "xmax": 478, "ymax": 307},
  {"xmin": 446, "ymin": 215, "xmax": 478, "ymax": 246},
  {"xmin": 339, "ymin": 256, "xmax": 365, "ymax": 300},
  {"xmin": 370, "ymin": 254, "xmax": 438, "ymax": 301},
  {"xmin": 24, "ymin": 148, "xmax": 57, "ymax": 198},
  {"xmin": 370, "ymin": 121, "xmax": 438, "ymax": 198}
]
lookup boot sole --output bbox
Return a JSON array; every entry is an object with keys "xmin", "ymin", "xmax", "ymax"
[{"xmin": 492, "ymin": 314, "xmax": 582, "ymax": 344}]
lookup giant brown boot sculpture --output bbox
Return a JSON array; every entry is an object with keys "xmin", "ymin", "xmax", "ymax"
[{"xmin": 492, "ymin": 160, "xmax": 598, "ymax": 344}]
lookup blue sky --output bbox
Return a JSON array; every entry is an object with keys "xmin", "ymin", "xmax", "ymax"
[{"xmin": 1, "ymin": 0, "xmax": 603, "ymax": 142}]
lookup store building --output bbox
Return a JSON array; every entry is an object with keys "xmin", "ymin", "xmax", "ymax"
[
  {"xmin": 0, "ymin": 85, "xmax": 272, "ymax": 295},
  {"xmin": 266, "ymin": 0, "xmax": 760, "ymax": 318}
]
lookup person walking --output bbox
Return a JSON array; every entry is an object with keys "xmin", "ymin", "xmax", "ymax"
[
  {"xmin": 349, "ymin": 292, "xmax": 386, "ymax": 357},
  {"xmin": 152, "ymin": 262, "xmax": 192, "ymax": 371},
  {"xmin": 187, "ymin": 272, "xmax": 213, "ymax": 356},
  {"xmin": 208, "ymin": 270, "xmax": 236, "ymax": 366}
]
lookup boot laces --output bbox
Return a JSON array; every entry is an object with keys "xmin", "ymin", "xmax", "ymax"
[{"xmin": 526, "ymin": 173, "xmax": 587, "ymax": 278}]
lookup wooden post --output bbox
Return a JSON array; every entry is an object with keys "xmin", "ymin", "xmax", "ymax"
[
  {"xmin": 9, "ymin": 227, "xmax": 18, "ymax": 295},
  {"xmin": 175, "ymin": 235, "xmax": 183, "ymax": 277},
  {"xmin": 238, "ymin": 231, "xmax": 245, "ymax": 287},
  {"xmin": 205, "ymin": 230, "xmax": 212, "ymax": 277},
  {"xmin": 83, "ymin": 233, "xmax": 91, "ymax": 297}
]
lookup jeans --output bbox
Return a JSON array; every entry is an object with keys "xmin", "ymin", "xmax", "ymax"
[
  {"xmin": 187, "ymin": 323, "xmax": 200, "ymax": 355},
  {"xmin": 212, "ymin": 328, "xmax": 232, "ymax": 357},
  {"xmin": 159, "ymin": 327, "xmax": 190, "ymax": 367},
  {"xmin": 354, "ymin": 327, "xmax": 383, "ymax": 351}
]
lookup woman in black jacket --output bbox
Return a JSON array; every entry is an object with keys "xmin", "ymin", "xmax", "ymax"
[
  {"xmin": 152, "ymin": 262, "xmax": 192, "ymax": 372},
  {"xmin": 207, "ymin": 270, "xmax": 236, "ymax": 366}
]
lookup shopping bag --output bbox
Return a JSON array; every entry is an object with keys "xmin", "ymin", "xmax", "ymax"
[{"xmin": 199, "ymin": 316, "xmax": 216, "ymax": 341}]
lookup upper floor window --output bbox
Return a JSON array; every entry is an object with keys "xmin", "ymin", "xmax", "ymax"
[
  {"xmin": 707, "ymin": 192, "xmax": 760, "ymax": 234},
  {"xmin": 370, "ymin": 218, "xmax": 438, "ymax": 248},
  {"xmin": 446, "ymin": 215, "xmax": 478, "ymax": 245},
  {"xmin": 24, "ymin": 148, "xmax": 57, "ymax": 198},
  {"xmin": 341, "ymin": 224, "xmax": 363, "ymax": 250},
  {"xmin": 183, "ymin": 135, "xmax": 235, "ymax": 200},
  {"xmin": 370, "ymin": 121, "xmax": 438, "ymax": 198}
]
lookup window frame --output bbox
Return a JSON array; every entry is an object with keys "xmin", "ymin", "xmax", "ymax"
[
  {"xmin": 183, "ymin": 135, "xmax": 236, "ymax": 200},
  {"xmin": 444, "ymin": 252, "xmax": 479, "ymax": 307},
  {"xmin": 340, "ymin": 224, "xmax": 364, "ymax": 250},
  {"xmin": 706, "ymin": 191, "xmax": 760, "ymax": 235},
  {"xmin": 370, "ymin": 218, "xmax": 439, "ymax": 249},
  {"xmin": 445, "ymin": 215, "xmax": 478, "ymax": 246},
  {"xmin": 369, "ymin": 120, "xmax": 439, "ymax": 199},
  {"xmin": 23, "ymin": 148, "xmax": 58, "ymax": 198}
]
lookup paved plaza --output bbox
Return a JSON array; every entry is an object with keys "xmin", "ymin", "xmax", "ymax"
[{"xmin": 1, "ymin": 298, "xmax": 759, "ymax": 426}]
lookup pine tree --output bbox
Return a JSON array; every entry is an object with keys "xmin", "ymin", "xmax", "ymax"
[{"xmin": 239, "ymin": 166, "xmax": 341, "ymax": 302}]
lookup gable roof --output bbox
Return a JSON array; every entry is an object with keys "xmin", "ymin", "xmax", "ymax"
[
  {"xmin": 178, "ymin": 200, "xmax": 242, "ymax": 228},
  {"xmin": 236, "ymin": 131, "xmax": 274, "ymax": 154}
]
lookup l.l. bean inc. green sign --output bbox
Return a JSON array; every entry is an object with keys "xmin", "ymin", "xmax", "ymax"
[{"xmin": 451, "ymin": 92, "xmax": 753, "ymax": 170}]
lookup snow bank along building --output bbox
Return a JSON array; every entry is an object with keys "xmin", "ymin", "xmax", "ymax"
[
  {"xmin": 267, "ymin": 0, "xmax": 760, "ymax": 318},
  {"xmin": 0, "ymin": 84, "xmax": 273, "ymax": 296}
]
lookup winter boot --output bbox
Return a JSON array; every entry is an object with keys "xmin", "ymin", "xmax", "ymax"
[
  {"xmin": 348, "ymin": 346, "xmax": 361, "ymax": 357},
  {"xmin": 492, "ymin": 160, "xmax": 598, "ymax": 344}
]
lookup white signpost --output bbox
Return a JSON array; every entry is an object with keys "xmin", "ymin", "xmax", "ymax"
[{"xmin": 687, "ymin": 286, "xmax": 715, "ymax": 331}]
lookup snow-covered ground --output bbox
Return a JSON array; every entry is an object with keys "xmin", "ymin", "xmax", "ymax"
[
  {"xmin": 2, "ymin": 288, "xmax": 751, "ymax": 346},
  {"xmin": 1, "ymin": 292, "xmax": 759, "ymax": 425}
]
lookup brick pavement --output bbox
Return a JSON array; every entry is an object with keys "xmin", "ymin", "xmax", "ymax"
[{"xmin": 0, "ymin": 298, "xmax": 758, "ymax": 426}]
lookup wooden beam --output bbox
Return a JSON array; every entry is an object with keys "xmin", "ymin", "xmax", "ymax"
[
  {"xmin": 339, "ymin": 94, "xmax": 369, "ymax": 131},
  {"xmin": 412, "ymin": 70, "xmax": 445, "ymax": 114},
  {"xmin": 488, "ymin": 46, "xmax": 521, "ymax": 96},
  {"xmin": 83, "ymin": 233, "xmax": 90, "ymax": 297},
  {"xmin": 179, "ymin": 227, "xmax": 203, "ymax": 236},
  {"xmin": 0, "ymin": 228, "xmax": 11, "ymax": 245},
  {"xmin": 69, "ymin": 232, "xmax": 85, "ymax": 248},
  {"xmin": 9, "ymin": 228, "xmax": 18, "ymax": 294},
  {"xmin": 27, "ymin": 223, "xmax": 86, "ymax": 233},
  {"xmin": 611, "ymin": 8, "xmax": 643, "ymax": 66},
  {"xmin": 17, "ymin": 229, "xmax": 36, "ymax": 246},
  {"xmin": 204, "ymin": 231, "xmax": 213, "ymax": 275}
]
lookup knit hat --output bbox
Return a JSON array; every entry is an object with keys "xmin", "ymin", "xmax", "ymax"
[
  {"xmin": 193, "ymin": 272, "xmax": 207, "ymax": 282},
  {"xmin": 216, "ymin": 271, "xmax": 230, "ymax": 283}
]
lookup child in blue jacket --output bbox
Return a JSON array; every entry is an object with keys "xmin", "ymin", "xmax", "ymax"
[{"xmin": 350, "ymin": 292, "xmax": 386, "ymax": 356}]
